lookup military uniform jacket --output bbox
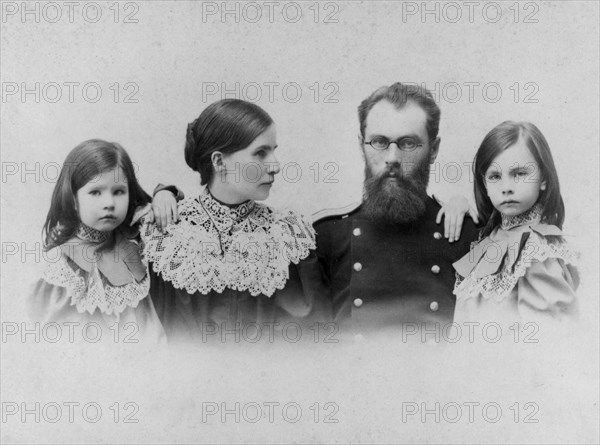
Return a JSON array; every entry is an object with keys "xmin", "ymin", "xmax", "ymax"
[{"xmin": 314, "ymin": 197, "xmax": 479, "ymax": 332}]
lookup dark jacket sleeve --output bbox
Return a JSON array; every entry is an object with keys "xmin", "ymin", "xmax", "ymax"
[
  {"xmin": 274, "ymin": 249, "xmax": 333, "ymax": 324},
  {"xmin": 153, "ymin": 184, "xmax": 185, "ymax": 201}
]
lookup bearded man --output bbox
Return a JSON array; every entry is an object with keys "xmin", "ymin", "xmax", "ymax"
[{"xmin": 313, "ymin": 83, "xmax": 479, "ymax": 335}]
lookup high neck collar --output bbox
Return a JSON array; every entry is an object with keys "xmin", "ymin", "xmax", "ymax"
[
  {"xmin": 75, "ymin": 223, "xmax": 112, "ymax": 243},
  {"xmin": 200, "ymin": 188, "xmax": 255, "ymax": 224},
  {"xmin": 207, "ymin": 187, "xmax": 251, "ymax": 209},
  {"xmin": 500, "ymin": 203, "xmax": 543, "ymax": 230}
]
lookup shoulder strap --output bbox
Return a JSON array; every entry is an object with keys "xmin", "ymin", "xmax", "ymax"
[{"xmin": 312, "ymin": 201, "xmax": 361, "ymax": 223}]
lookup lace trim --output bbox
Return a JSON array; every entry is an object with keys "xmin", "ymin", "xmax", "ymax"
[
  {"xmin": 200, "ymin": 188, "xmax": 255, "ymax": 227},
  {"xmin": 500, "ymin": 203, "xmax": 542, "ymax": 230},
  {"xmin": 454, "ymin": 230, "xmax": 579, "ymax": 302},
  {"xmin": 142, "ymin": 195, "xmax": 316, "ymax": 297},
  {"xmin": 76, "ymin": 223, "xmax": 112, "ymax": 243},
  {"xmin": 42, "ymin": 252, "xmax": 150, "ymax": 316}
]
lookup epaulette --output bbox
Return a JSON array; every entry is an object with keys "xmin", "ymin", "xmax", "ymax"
[{"xmin": 312, "ymin": 201, "xmax": 362, "ymax": 224}]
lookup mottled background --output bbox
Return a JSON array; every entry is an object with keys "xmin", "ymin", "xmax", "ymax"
[{"xmin": 1, "ymin": 1, "xmax": 598, "ymax": 443}]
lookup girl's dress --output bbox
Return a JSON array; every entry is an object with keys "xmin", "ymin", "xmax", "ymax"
[
  {"xmin": 27, "ymin": 223, "xmax": 166, "ymax": 343},
  {"xmin": 141, "ymin": 187, "xmax": 324, "ymax": 341},
  {"xmin": 453, "ymin": 204, "xmax": 579, "ymax": 325}
]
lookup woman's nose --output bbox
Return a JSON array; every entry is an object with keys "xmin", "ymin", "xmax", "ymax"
[{"xmin": 267, "ymin": 153, "xmax": 280, "ymax": 175}]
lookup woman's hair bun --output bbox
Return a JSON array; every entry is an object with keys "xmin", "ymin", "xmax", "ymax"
[
  {"xmin": 184, "ymin": 119, "xmax": 199, "ymax": 172},
  {"xmin": 183, "ymin": 100, "xmax": 274, "ymax": 185}
]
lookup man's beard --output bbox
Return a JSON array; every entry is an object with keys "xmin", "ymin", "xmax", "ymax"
[{"xmin": 362, "ymin": 157, "xmax": 430, "ymax": 225}]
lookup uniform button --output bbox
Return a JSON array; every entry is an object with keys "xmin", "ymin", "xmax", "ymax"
[
  {"xmin": 430, "ymin": 301, "xmax": 439, "ymax": 312},
  {"xmin": 353, "ymin": 298, "xmax": 363, "ymax": 308},
  {"xmin": 353, "ymin": 262, "xmax": 363, "ymax": 272},
  {"xmin": 433, "ymin": 231, "xmax": 442, "ymax": 240},
  {"xmin": 353, "ymin": 228, "xmax": 362, "ymax": 236},
  {"xmin": 431, "ymin": 265, "xmax": 440, "ymax": 274}
]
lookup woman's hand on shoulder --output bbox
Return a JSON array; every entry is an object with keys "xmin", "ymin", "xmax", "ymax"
[
  {"xmin": 435, "ymin": 195, "xmax": 479, "ymax": 242},
  {"xmin": 151, "ymin": 190, "xmax": 179, "ymax": 231}
]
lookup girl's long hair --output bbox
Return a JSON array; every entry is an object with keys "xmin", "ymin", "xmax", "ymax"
[
  {"xmin": 473, "ymin": 121, "xmax": 564, "ymax": 238},
  {"xmin": 43, "ymin": 139, "xmax": 151, "ymax": 250}
]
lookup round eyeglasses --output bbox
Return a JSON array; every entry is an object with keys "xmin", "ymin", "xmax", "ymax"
[{"xmin": 364, "ymin": 136, "xmax": 425, "ymax": 151}]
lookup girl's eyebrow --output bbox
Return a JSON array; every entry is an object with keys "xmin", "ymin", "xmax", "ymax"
[{"xmin": 507, "ymin": 164, "xmax": 534, "ymax": 173}]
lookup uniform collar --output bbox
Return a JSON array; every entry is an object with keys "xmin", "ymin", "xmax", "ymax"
[{"xmin": 356, "ymin": 196, "xmax": 437, "ymax": 227}]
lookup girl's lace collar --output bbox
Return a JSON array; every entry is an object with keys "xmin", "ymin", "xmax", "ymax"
[
  {"xmin": 42, "ymin": 240, "xmax": 150, "ymax": 316},
  {"xmin": 454, "ymin": 210, "xmax": 578, "ymax": 303},
  {"xmin": 75, "ymin": 223, "xmax": 112, "ymax": 243},
  {"xmin": 199, "ymin": 188, "xmax": 256, "ymax": 232},
  {"xmin": 500, "ymin": 203, "xmax": 543, "ymax": 231}
]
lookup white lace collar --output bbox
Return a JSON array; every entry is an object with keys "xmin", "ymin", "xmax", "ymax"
[
  {"xmin": 142, "ymin": 188, "xmax": 316, "ymax": 297},
  {"xmin": 42, "ymin": 247, "xmax": 150, "ymax": 316},
  {"xmin": 454, "ymin": 222, "xmax": 578, "ymax": 302}
]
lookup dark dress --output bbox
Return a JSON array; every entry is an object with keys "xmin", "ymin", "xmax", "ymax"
[{"xmin": 142, "ymin": 188, "xmax": 325, "ymax": 342}]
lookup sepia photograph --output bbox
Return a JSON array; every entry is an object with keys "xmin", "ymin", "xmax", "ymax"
[{"xmin": 1, "ymin": 1, "xmax": 599, "ymax": 443}]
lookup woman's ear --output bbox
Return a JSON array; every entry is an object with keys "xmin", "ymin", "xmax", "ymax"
[
  {"xmin": 211, "ymin": 152, "xmax": 225, "ymax": 173},
  {"xmin": 540, "ymin": 179, "xmax": 547, "ymax": 191}
]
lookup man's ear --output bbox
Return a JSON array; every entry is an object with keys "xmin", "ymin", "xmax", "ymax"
[
  {"xmin": 429, "ymin": 137, "xmax": 440, "ymax": 164},
  {"xmin": 358, "ymin": 135, "xmax": 366, "ymax": 160},
  {"xmin": 211, "ymin": 151, "xmax": 225, "ymax": 173}
]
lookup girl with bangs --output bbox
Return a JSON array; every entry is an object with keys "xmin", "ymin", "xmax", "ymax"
[
  {"xmin": 28, "ymin": 139, "xmax": 165, "ymax": 343},
  {"xmin": 453, "ymin": 121, "xmax": 579, "ymax": 327}
]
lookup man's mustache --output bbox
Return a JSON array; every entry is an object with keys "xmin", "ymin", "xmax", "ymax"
[
  {"xmin": 378, "ymin": 162, "xmax": 417, "ymax": 181},
  {"xmin": 362, "ymin": 158, "xmax": 430, "ymax": 225}
]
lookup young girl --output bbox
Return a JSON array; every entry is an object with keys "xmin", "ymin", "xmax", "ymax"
[
  {"xmin": 27, "ymin": 139, "xmax": 165, "ymax": 343},
  {"xmin": 453, "ymin": 121, "xmax": 579, "ymax": 327}
]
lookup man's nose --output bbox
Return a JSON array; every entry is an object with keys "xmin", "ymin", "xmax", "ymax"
[{"xmin": 384, "ymin": 143, "xmax": 404, "ymax": 163}]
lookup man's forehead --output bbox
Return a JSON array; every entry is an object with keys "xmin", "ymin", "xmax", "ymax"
[{"xmin": 365, "ymin": 100, "xmax": 428, "ymax": 137}]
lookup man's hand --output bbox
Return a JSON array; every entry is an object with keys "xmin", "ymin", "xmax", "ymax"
[
  {"xmin": 151, "ymin": 190, "xmax": 179, "ymax": 231},
  {"xmin": 435, "ymin": 195, "xmax": 479, "ymax": 242}
]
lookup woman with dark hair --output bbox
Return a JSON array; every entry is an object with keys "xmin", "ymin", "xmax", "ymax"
[{"xmin": 142, "ymin": 99, "xmax": 326, "ymax": 342}]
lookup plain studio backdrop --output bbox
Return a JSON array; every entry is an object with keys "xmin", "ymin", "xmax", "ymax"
[{"xmin": 1, "ymin": 1, "xmax": 599, "ymax": 444}]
